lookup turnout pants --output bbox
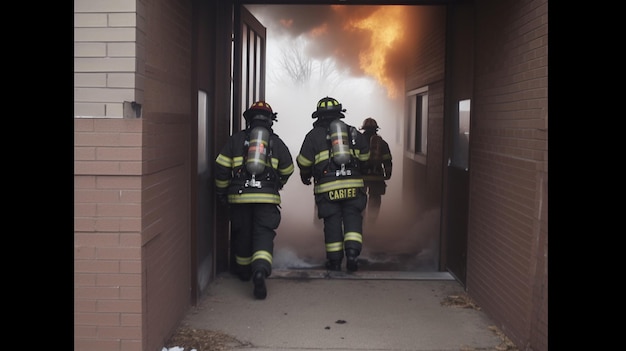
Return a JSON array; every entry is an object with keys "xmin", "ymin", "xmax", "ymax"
[
  {"xmin": 315, "ymin": 188, "xmax": 367, "ymax": 261},
  {"xmin": 230, "ymin": 203, "xmax": 281, "ymax": 277},
  {"xmin": 364, "ymin": 180, "xmax": 386, "ymax": 220}
]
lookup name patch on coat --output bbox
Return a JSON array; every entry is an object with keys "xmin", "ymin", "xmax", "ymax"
[{"xmin": 328, "ymin": 188, "xmax": 357, "ymax": 201}]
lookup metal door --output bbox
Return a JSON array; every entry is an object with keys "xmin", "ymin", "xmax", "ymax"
[
  {"xmin": 442, "ymin": 2, "xmax": 474, "ymax": 285},
  {"xmin": 444, "ymin": 100, "xmax": 471, "ymax": 284}
]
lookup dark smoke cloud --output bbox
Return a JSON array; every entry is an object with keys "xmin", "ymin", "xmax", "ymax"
[{"xmin": 246, "ymin": 5, "xmax": 424, "ymax": 85}]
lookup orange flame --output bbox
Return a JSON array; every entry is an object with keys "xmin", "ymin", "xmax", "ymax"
[
  {"xmin": 277, "ymin": 5, "xmax": 409, "ymax": 98},
  {"xmin": 346, "ymin": 7, "xmax": 406, "ymax": 98}
]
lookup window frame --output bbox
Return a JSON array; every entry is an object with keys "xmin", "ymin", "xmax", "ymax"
[{"xmin": 405, "ymin": 86, "xmax": 429, "ymax": 164}]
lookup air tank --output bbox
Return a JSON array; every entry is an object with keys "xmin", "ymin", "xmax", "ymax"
[
  {"xmin": 246, "ymin": 126, "xmax": 270, "ymax": 175},
  {"xmin": 329, "ymin": 119, "xmax": 351, "ymax": 166}
]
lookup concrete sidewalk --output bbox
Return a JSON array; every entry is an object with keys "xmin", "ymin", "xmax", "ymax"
[{"xmin": 179, "ymin": 270, "xmax": 504, "ymax": 351}]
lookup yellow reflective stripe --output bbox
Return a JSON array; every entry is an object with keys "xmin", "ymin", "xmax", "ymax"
[
  {"xmin": 232, "ymin": 156, "xmax": 244, "ymax": 167},
  {"xmin": 315, "ymin": 179, "xmax": 364, "ymax": 193},
  {"xmin": 247, "ymin": 158, "xmax": 270, "ymax": 167},
  {"xmin": 216, "ymin": 154, "xmax": 232, "ymax": 167},
  {"xmin": 249, "ymin": 138, "xmax": 268, "ymax": 146},
  {"xmin": 297, "ymin": 154, "xmax": 313, "ymax": 167},
  {"xmin": 344, "ymin": 232, "xmax": 363, "ymax": 243},
  {"xmin": 252, "ymin": 250, "xmax": 273, "ymax": 265},
  {"xmin": 279, "ymin": 163, "xmax": 294, "ymax": 175},
  {"xmin": 329, "ymin": 131, "xmax": 348, "ymax": 139},
  {"xmin": 236, "ymin": 255, "xmax": 252, "ymax": 265},
  {"xmin": 228, "ymin": 193, "xmax": 281, "ymax": 204},
  {"xmin": 334, "ymin": 149, "xmax": 351, "ymax": 158},
  {"xmin": 357, "ymin": 150, "xmax": 369, "ymax": 161},
  {"xmin": 314, "ymin": 150, "xmax": 331, "ymax": 164},
  {"xmin": 382, "ymin": 154, "xmax": 392, "ymax": 161},
  {"xmin": 215, "ymin": 179, "xmax": 229, "ymax": 188},
  {"xmin": 326, "ymin": 241, "xmax": 344, "ymax": 253}
]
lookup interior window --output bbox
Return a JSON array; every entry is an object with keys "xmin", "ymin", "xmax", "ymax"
[
  {"xmin": 450, "ymin": 99, "xmax": 470, "ymax": 170},
  {"xmin": 198, "ymin": 90, "xmax": 208, "ymax": 174}
]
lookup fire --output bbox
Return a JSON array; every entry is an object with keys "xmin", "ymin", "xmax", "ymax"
[
  {"xmin": 345, "ymin": 6, "xmax": 406, "ymax": 98},
  {"xmin": 273, "ymin": 5, "xmax": 410, "ymax": 99}
]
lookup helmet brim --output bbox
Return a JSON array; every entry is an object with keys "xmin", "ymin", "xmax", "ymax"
[
  {"xmin": 244, "ymin": 110, "xmax": 277, "ymax": 121},
  {"xmin": 312, "ymin": 110, "xmax": 346, "ymax": 119}
]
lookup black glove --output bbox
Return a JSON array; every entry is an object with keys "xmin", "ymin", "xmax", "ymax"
[{"xmin": 301, "ymin": 175, "xmax": 311, "ymax": 185}]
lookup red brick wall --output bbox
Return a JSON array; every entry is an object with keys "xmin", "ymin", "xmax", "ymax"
[
  {"xmin": 403, "ymin": 6, "xmax": 446, "ymax": 212},
  {"xmin": 467, "ymin": 0, "xmax": 548, "ymax": 350}
]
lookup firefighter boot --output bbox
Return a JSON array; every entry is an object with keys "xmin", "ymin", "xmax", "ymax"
[
  {"xmin": 252, "ymin": 270, "xmax": 267, "ymax": 300},
  {"xmin": 325, "ymin": 259, "xmax": 342, "ymax": 271},
  {"xmin": 346, "ymin": 249, "xmax": 359, "ymax": 272}
]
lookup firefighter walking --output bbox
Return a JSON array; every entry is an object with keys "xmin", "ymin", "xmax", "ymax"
[
  {"xmin": 215, "ymin": 101, "xmax": 294, "ymax": 299},
  {"xmin": 297, "ymin": 97, "xmax": 369, "ymax": 272},
  {"xmin": 360, "ymin": 117, "xmax": 393, "ymax": 222}
]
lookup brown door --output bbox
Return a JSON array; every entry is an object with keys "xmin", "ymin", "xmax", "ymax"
[
  {"xmin": 442, "ymin": 2, "xmax": 474, "ymax": 285},
  {"xmin": 444, "ymin": 101, "xmax": 471, "ymax": 284},
  {"xmin": 233, "ymin": 5, "xmax": 267, "ymax": 132},
  {"xmin": 229, "ymin": 5, "xmax": 267, "ymax": 271}
]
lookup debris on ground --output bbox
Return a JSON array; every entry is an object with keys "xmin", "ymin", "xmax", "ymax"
[
  {"xmin": 487, "ymin": 325, "xmax": 520, "ymax": 351},
  {"xmin": 440, "ymin": 293, "xmax": 482, "ymax": 310},
  {"xmin": 163, "ymin": 326, "xmax": 248, "ymax": 351}
]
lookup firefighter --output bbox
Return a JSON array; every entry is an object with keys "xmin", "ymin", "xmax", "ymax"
[
  {"xmin": 360, "ymin": 117, "xmax": 393, "ymax": 222},
  {"xmin": 297, "ymin": 97, "xmax": 369, "ymax": 272},
  {"xmin": 215, "ymin": 101, "xmax": 294, "ymax": 299}
]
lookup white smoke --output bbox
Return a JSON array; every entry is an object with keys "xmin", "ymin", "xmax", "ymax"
[{"xmin": 247, "ymin": 5, "xmax": 441, "ymax": 272}]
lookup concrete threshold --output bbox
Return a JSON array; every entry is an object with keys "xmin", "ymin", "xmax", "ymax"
[{"xmin": 271, "ymin": 269, "xmax": 455, "ymax": 281}]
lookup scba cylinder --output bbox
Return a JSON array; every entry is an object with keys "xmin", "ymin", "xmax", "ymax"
[
  {"xmin": 246, "ymin": 126, "xmax": 270, "ymax": 175},
  {"xmin": 330, "ymin": 119, "xmax": 351, "ymax": 166}
]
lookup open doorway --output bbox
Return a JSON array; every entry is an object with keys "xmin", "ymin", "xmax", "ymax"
[{"xmin": 240, "ymin": 4, "xmax": 447, "ymax": 273}]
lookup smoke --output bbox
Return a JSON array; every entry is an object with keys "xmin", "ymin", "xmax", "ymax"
[
  {"xmin": 245, "ymin": 5, "xmax": 440, "ymax": 272},
  {"xmin": 246, "ymin": 5, "xmax": 424, "ymax": 97}
]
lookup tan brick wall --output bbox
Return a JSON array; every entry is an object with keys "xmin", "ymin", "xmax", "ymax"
[
  {"xmin": 467, "ymin": 0, "xmax": 548, "ymax": 350},
  {"xmin": 74, "ymin": 0, "xmax": 193, "ymax": 350},
  {"xmin": 74, "ymin": 0, "xmax": 140, "ymax": 118},
  {"xmin": 74, "ymin": 118, "xmax": 144, "ymax": 351}
]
